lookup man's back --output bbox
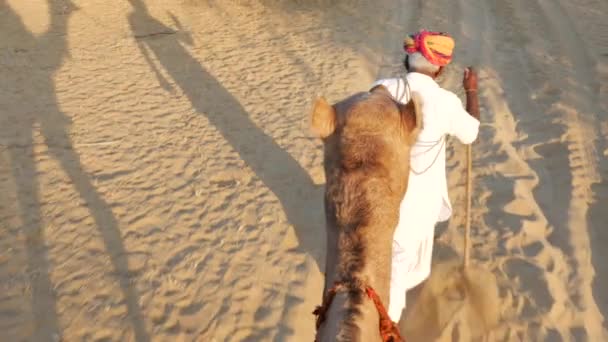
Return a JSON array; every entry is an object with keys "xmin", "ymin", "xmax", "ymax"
[{"xmin": 371, "ymin": 72, "xmax": 480, "ymax": 226}]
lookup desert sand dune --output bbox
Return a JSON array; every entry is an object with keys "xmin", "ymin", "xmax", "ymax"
[{"xmin": 1, "ymin": 0, "xmax": 606, "ymax": 341}]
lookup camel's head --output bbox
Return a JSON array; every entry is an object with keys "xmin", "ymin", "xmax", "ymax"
[{"xmin": 310, "ymin": 86, "xmax": 423, "ymax": 226}]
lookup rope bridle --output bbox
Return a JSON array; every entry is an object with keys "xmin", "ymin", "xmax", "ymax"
[{"xmin": 312, "ymin": 281, "xmax": 404, "ymax": 342}]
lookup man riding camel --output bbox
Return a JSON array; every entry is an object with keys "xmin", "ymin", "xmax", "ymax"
[{"xmin": 370, "ymin": 29, "xmax": 481, "ymax": 322}]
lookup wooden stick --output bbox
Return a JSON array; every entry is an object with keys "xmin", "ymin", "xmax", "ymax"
[{"xmin": 464, "ymin": 144, "xmax": 472, "ymax": 268}]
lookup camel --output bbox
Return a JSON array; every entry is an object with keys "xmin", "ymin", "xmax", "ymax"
[{"xmin": 310, "ymin": 85, "xmax": 422, "ymax": 342}]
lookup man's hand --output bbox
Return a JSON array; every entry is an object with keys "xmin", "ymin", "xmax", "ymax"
[{"xmin": 463, "ymin": 66, "xmax": 478, "ymax": 92}]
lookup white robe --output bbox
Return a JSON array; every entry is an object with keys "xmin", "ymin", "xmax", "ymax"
[{"xmin": 370, "ymin": 73, "xmax": 480, "ymax": 322}]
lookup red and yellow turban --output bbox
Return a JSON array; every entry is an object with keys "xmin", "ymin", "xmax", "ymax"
[{"xmin": 404, "ymin": 30, "xmax": 455, "ymax": 66}]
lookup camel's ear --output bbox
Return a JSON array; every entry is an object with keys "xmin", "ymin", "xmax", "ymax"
[
  {"xmin": 310, "ymin": 96, "xmax": 336, "ymax": 138},
  {"xmin": 399, "ymin": 91, "xmax": 423, "ymax": 144}
]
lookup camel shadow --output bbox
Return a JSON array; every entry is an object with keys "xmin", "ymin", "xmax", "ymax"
[
  {"xmin": 127, "ymin": 0, "xmax": 324, "ymax": 268},
  {"xmin": 1, "ymin": 1, "xmax": 149, "ymax": 340}
]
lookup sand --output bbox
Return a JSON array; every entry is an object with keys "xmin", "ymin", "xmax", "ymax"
[{"xmin": 1, "ymin": 0, "xmax": 607, "ymax": 341}]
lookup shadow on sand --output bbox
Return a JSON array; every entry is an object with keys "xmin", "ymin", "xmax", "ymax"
[
  {"xmin": 127, "ymin": 0, "xmax": 324, "ymax": 270},
  {"xmin": 1, "ymin": 1, "xmax": 149, "ymax": 340}
]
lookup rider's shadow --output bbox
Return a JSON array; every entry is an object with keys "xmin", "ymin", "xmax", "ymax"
[{"xmin": 127, "ymin": 0, "xmax": 325, "ymax": 269}]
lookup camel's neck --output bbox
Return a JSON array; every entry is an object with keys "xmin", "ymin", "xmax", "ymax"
[
  {"xmin": 318, "ymin": 220, "xmax": 396, "ymax": 342},
  {"xmin": 316, "ymin": 290, "xmax": 382, "ymax": 342},
  {"xmin": 324, "ymin": 220, "xmax": 394, "ymax": 302}
]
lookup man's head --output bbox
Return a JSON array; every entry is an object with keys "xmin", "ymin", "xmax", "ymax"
[
  {"xmin": 403, "ymin": 30, "xmax": 455, "ymax": 79},
  {"xmin": 404, "ymin": 52, "xmax": 442, "ymax": 77}
]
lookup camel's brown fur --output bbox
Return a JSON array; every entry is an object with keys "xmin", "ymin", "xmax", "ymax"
[{"xmin": 311, "ymin": 86, "xmax": 422, "ymax": 341}]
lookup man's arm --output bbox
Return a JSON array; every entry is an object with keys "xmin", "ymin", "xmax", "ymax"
[
  {"xmin": 464, "ymin": 67, "xmax": 480, "ymax": 121},
  {"xmin": 448, "ymin": 66, "xmax": 480, "ymax": 144},
  {"xmin": 447, "ymin": 66, "xmax": 481, "ymax": 144},
  {"xmin": 466, "ymin": 89, "xmax": 480, "ymax": 121},
  {"xmin": 447, "ymin": 93, "xmax": 480, "ymax": 144}
]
